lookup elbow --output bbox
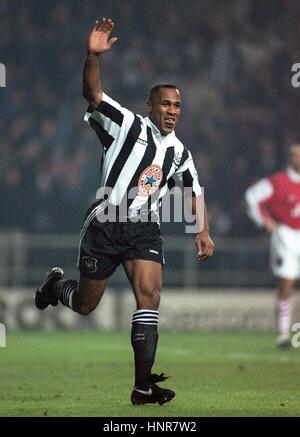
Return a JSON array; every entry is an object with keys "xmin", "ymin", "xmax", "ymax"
[
  {"xmin": 244, "ymin": 189, "xmax": 252, "ymax": 206},
  {"xmin": 82, "ymin": 87, "xmax": 89, "ymax": 102},
  {"xmin": 82, "ymin": 90, "xmax": 102, "ymax": 110}
]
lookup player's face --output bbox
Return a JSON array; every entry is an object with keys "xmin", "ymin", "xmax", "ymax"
[
  {"xmin": 289, "ymin": 145, "xmax": 300, "ymax": 173},
  {"xmin": 147, "ymin": 88, "xmax": 181, "ymax": 136}
]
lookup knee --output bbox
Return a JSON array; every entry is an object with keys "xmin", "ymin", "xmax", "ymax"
[
  {"xmin": 75, "ymin": 302, "xmax": 97, "ymax": 316},
  {"xmin": 138, "ymin": 285, "xmax": 161, "ymax": 309},
  {"xmin": 278, "ymin": 279, "xmax": 294, "ymax": 298}
]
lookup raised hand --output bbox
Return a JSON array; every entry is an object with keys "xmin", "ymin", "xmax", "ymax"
[{"xmin": 87, "ymin": 18, "xmax": 118, "ymax": 55}]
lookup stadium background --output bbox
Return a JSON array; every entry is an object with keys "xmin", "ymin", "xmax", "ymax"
[{"xmin": 1, "ymin": 0, "xmax": 300, "ymax": 417}]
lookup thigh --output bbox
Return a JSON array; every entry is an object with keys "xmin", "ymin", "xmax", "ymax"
[
  {"xmin": 78, "ymin": 222, "xmax": 120, "ymax": 280},
  {"xmin": 122, "ymin": 222, "xmax": 165, "ymax": 265},
  {"xmin": 78, "ymin": 248, "xmax": 120, "ymax": 280},
  {"xmin": 123, "ymin": 259, "xmax": 162, "ymax": 309},
  {"xmin": 270, "ymin": 229, "xmax": 298, "ymax": 280},
  {"xmin": 76, "ymin": 273, "xmax": 108, "ymax": 310}
]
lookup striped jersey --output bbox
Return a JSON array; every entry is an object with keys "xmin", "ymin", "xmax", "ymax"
[{"xmin": 84, "ymin": 92, "xmax": 202, "ymax": 220}]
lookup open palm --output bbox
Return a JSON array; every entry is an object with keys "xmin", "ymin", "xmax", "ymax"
[{"xmin": 88, "ymin": 18, "xmax": 118, "ymax": 55}]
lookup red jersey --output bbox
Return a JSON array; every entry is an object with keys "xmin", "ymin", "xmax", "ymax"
[{"xmin": 245, "ymin": 168, "xmax": 300, "ymax": 229}]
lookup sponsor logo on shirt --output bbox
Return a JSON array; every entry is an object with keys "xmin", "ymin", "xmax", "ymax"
[
  {"xmin": 173, "ymin": 151, "xmax": 182, "ymax": 166},
  {"xmin": 136, "ymin": 138, "xmax": 148, "ymax": 147}
]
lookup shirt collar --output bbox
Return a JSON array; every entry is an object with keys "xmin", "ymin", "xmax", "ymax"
[
  {"xmin": 287, "ymin": 166, "xmax": 300, "ymax": 182},
  {"xmin": 145, "ymin": 116, "xmax": 176, "ymax": 142}
]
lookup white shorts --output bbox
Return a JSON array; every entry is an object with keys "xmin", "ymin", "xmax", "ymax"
[{"xmin": 270, "ymin": 224, "xmax": 300, "ymax": 280}]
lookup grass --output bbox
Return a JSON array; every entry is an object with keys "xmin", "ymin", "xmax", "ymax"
[{"xmin": 0, "ymin": 330, "xmax": 300, "ymax": 417}]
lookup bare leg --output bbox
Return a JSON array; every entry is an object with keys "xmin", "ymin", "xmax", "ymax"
[
  {"xmin": 123, "ymin": 259, "xmax": 161, "ymax": 309},
  {"xmin": 277, "ymin": 278, "xmax": 295, "ymax": 300},
  {"xmin": 275, "ymin": 277, "xmax": 295, "ymax": 345},
  {"xmin": 123, "ymin": 259, "xmax": 161, "ymax": 390},
  {"xmin": 75, "ymin": 274, "xmax": 108, "ymax": 315},
  {"xmin": 54, "ymin": 273, "xmax": 108, "ymax": 315}
]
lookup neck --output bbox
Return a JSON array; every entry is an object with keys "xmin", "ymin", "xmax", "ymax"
[
  {"xmin": 148, "ymin": 115, "xmax": 160, "ymax": 132},
  {"xmin": 287, "ymin": 166, "xmax": 300, "ymax": 182},
  {"xmin": 147, "ymin": 115, "xmax": 167, "ymax": 136}
]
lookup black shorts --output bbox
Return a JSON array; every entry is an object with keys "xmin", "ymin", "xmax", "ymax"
[{"xmin": 78, "ymin": 209, "xmax": 164, "ymax": 280}]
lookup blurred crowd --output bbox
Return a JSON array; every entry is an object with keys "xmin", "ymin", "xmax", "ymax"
[{"xmin": 1, "ymin": 0, "xmax": 300, "ymax": 236}]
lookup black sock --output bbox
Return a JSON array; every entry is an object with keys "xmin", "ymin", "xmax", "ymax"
[
  {"xmin": 53, "ymin": 279, "xmax": 78, "ymax": 311},
  {"xmin": 131, "ymin": 309, "xmax": 159, "ymax": 390}
]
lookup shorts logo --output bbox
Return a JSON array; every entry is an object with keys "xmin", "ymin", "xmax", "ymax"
[
  {"xmin": 276, "ymin": 257, "xmax": 283, "ymax": 267},
  {"xmin": 138, "ymin": 164, "xmax": 163, "ymax": 196},
  {"xmin": 133, "ymin": 333, "xmax": 145, "ymax": 342},
  {"xmin": 82, "ymin": 256, "xmax": 98, "ymax": 272}
]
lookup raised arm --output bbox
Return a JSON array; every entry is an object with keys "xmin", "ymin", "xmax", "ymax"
[{"xmin": 83, "ymin": 18, "xmax": 118, "ymax": 109}]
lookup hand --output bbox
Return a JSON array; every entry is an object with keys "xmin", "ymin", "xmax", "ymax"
[
  {"xmin": 264, "ymin": 218, "xmax": 278, "ymax": 233},
  {"xmin": 195, "ymin": 231, "xmax": 215, "ymax": 261},
  {"xmin": 87, "ymin": 18, "xmax": 118, "ymax": 55}
]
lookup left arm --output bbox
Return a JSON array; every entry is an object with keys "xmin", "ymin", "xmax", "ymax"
[
  {"xmin": 174, "ymin": 147, "xmax": 215, "ymax": 261},
  {"xmin": 192, "ymin": 196, "xmax": 215, "ymax": 261}
]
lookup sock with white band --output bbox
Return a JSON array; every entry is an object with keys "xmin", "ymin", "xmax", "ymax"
[
  {"xmin": 54, "ymin": 279, "xmax": 78, "ymax": 311},
  {"xmin": 275, "ymin": 299, "xmax": 291, "ymax": 340},
  {"xmin": 131, "ymin": 309, "xmax": 159, "ymax": 390}
]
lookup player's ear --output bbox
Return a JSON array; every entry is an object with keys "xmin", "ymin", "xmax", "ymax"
[{"xmin": 146, "ymin": 99, "xmax": 153, "ymax": 114}]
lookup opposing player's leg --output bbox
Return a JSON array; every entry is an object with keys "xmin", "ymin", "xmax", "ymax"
[
  {"xmin": 275, "ymin": 277, "xmax": 295, "ymax": 348},
  {"xmin": 270, "ymin": 228, "xmax": 297, "ymax": 347},
  {"xmin": 123, "ymin": 259, "xmax": 175, "ymax": 405}
]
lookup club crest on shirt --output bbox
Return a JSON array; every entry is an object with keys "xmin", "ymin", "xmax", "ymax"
[{"xmin": 138, "ymin": 164, "xmax": 163, "ymax": 196}]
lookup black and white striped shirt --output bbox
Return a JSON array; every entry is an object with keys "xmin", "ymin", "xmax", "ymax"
[{"xmin": 84, "ymin": 92, "xmax": 202, "ymax": 219}]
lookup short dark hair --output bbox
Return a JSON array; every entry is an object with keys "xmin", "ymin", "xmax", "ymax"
[{"xmin": 148, "ymin": 82, "xmax": 178, "ymax": 102}]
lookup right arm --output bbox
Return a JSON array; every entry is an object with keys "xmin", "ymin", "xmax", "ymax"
[
  {"xmin": 83, "ymin": 18, "xmax": 118, "ymax": 109},
  {"xmin": 83, "ymin": 20, "xmax": 136, "ymax": 151},
  {"xmin": 245, "ymin": 178, "xmax": 278, "ymax": 233}
]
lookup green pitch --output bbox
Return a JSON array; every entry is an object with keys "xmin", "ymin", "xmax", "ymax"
[{"xmin": 1, "ymin": 330, "xmax": 300, "ymax": 417}]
